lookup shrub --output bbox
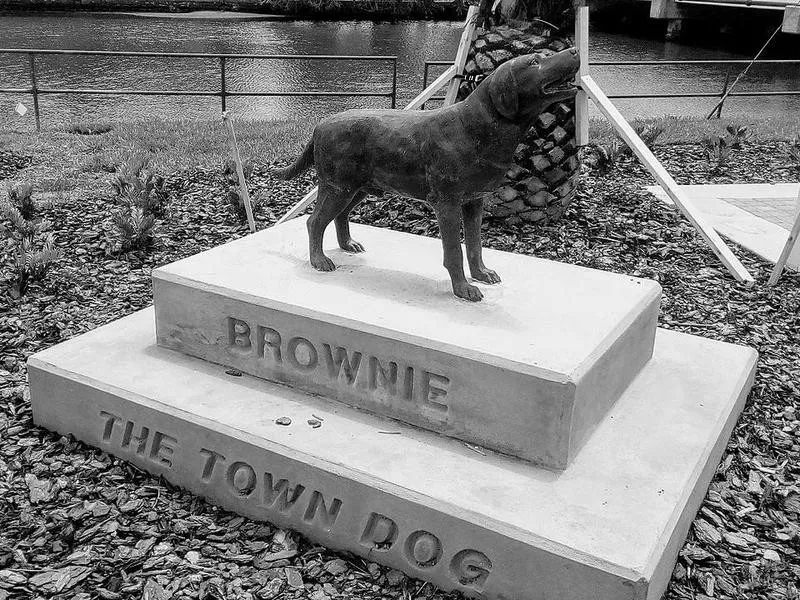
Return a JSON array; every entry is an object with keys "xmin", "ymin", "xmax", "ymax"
[
  {"xmin": 7, "ymin": 182, "xmax": 35, "ymax": 220},
  {"xmin": 703, "ymin": 136, "xmax": 732, "ymax": 174}
]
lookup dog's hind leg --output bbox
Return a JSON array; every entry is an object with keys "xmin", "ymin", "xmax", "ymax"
[
  {"xmin": 462, "ymin": 198, "xmax": 500, "ymax": 284},
  {"xmin": 335, "ymin": 191, "xmax": 367, "ymax": 253},
  {"xmin": 434, "ymin": 202, "xmax": 483, "ymax": 302},
  {"xmin": 307, "ymin": 183, "xmax": 352, "ymax": 272}
]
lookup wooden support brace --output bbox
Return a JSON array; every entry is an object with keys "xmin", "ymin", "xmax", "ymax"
[
  {"xmin": 580, "ymin": 75, "xmax": 755, "ymax": 286},
  {"xmin": 443, "ymin": 4, "xmax": 479, "ymax": 107},
  {"xmin": 767, "ymin": 187, "xmax": 800, "ymax": 285},
  {"xmin": 575, "ymin": 3, "xmax": 590, "ymax": 147},
  {"xmin": 222, "ymin": 112, "xmax": 256, "ymax": 234}
]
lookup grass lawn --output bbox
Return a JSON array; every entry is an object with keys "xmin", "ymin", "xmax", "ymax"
[{"xmin": 1, "ymin": 114, "xmax": 798, "ymax": 201}]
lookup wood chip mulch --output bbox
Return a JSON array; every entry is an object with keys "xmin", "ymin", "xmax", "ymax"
[{"xmin": 0, "ymin": 141, "xmax": 798, "ymax": 600}]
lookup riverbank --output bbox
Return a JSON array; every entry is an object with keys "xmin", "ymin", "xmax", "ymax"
[
  {"xmin": 0, "ymin": 0, "xmax": 467, "ymax": 20},
  {"xmin": 1, "ymin": 118, "xmax": 798, "ymax": 600}
]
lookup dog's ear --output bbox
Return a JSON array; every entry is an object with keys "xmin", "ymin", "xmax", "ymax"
[{"xmin": 488, "ymin": 60, "xmax": 519, "ymax": 120}]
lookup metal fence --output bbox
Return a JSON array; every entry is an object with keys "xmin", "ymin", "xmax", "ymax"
[
  {"xmin": 0, "ymin": 49, "xmax": 399, "ymax": 131},
  {"xmin": 422, "ymin": 58, "xmax": 800, "ymax": 112}
]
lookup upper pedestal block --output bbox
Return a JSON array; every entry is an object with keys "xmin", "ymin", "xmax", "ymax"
[{"xmin": 153, "ymin": 218, "xmax": 661, "ymax": 469}]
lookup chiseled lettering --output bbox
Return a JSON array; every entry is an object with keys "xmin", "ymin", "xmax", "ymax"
[
  {"xmin": 450, "ymin": 550, "xmax": 492, "ymax": 591},
  {"xmin": 257, "ymin": 326, "xmax": 282, "ymax": 363},
  {"xmin": 323, "ymin": 344, "xmax": 362, "ymax": 385},
  {"xmin": 149, "ymin": 431, "xmax": 178, "ymax": 468},
  {"xmin": 403, "ymin": 366, "xmax": 414, "ymax": 400},
  {"xmin": 226, "ymin": 461, "xmax": 257, "ymax": 496},
  {"xmin": 359, "ymin": 512, "xmax": 398, "ymax": 551},
  {"xmin": 99, "ymin": 410, "xmax": 122, "ymax": 442},
  {"xmin": 421, "ymin": 371, "xmax": 449, "ymax": 410},
  {"xmin": 227, "ymin": 317, "xmax": 252, "ymax": 353},
  {"xmin": 261, "ymin": 473, "xmax": 305, "ymax": 511},
  {"xmin": 199, "ymin": 448, "xmax": 226, "ymax": 481},
  {"xmin": 404, "ymin": 530, "xmax": 442, "ymax": 568},
  {"xmin": 303, "ymin": 490, "xmax": 342, "ymax": 532},
  {"xmin": 368, "ymin": 356, "xmax": 398, "ymax": 395},
  {"xmin": 287, "ymin": 337, "xmax": 318, "ymax": 370},
  {"xmin": 121, "ymin": 421, "xmax": 149, "ymax": 455}
]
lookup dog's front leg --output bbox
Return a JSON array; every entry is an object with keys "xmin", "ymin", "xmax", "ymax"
[
  {"xmin": 462, "ymin": 198, "xmax": 501, "ymax": 285},
  {"xmin": 435, "ymin": 203, "xmax": 483, "ymax": 302}
]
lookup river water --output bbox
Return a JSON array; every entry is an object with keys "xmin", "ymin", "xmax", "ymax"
[{"xmin": 1, "ymin": 11, "xmax": 798, "ymax": 129}]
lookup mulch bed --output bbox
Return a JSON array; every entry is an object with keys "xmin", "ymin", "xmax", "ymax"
[{"xmin": 0, "ymin": 141, "xmax": 798, "ymax": 600}]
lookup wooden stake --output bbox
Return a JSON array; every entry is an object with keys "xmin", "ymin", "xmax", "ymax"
[
  {"xmin": 767, "ymin": 187, "xmax": 800, "ymax": 285},
  {"xmin": 575, "ymin": 3, "xmax": 590, "ymax": 146},
  {"xmin": 580, "ymin": 74, "xmax": 755, "ymax": 286},
  {"xmin": 222, "ymin": 111, "xmax": 256, "ymax": 234},
  {"xmin": 443, "ymin": 4, "xmax": 479, "ymax": 107}
]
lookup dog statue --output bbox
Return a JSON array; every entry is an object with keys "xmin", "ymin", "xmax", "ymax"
[{"xmin": 277, "ymin": 48, "xmax": 580, "ymax": 301}]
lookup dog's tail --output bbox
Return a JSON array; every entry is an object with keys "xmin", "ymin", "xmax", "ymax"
[{"xmin": 275, "ymin": 139, "xmax": 314, "ymax": 180}]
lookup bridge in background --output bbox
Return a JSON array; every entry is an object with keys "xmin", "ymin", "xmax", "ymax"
[{"xmin": 639, "ymin": 0, "xmax": 800, "ymax": 39}]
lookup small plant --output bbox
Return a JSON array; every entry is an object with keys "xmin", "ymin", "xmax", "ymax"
[
  {"xmin": 633, "ymin": 123, "xmax": 665, "ymax": 151},
  {"xmin": 7, "ymin": 182, "xmax": 35, "ymax": 220},
  {"xmin": 14, "ymin": 233, "xmax": 61, "ymax": 296},
  {"xmin": 0, "ymin": 197, "xmax": 40, "ymax": 240},
  {"xmin": 102, "ymin": 155, "xmax": 167, "ymax": 255},
  {"xmin": 783, "ymin": 136, "xmax": 800, "ymax": 175},
  {"xmin": 703, "ymin": 136, "xmax": 732, "ymax": 174},
  {"xmin": 103, "ymin": 206, "xmax": 158, "ymax": 254},
  {"xmin": 221, "ymin": 159, "xmax": 259, "ymax": 221},
  {"xmin": 0, "ymin": 195, "xmax": 61, "ymax": 296},
  {"xmin": 725, "ymin": 124, "xmax": 750, "ymax": 149},
  {"xmin": 111, "ymin": 156, "xmax": 168, "ymax": 217},
  {"xmin": 222, "ymin": 158, "xmax": 254, "ymax": 183},
  {"xmin": 584, "ymin": 139, "xmax": 626, "ymax": 172}
]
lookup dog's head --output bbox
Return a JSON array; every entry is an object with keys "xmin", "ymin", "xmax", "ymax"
[{"xmin": 486, "ymin": 48, "xmax": 580, "ymax": 121}]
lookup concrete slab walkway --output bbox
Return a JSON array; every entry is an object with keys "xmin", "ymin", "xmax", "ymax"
[{"xmin": 647, "ymin": 183, "xmax": 800, "ymax": 272}]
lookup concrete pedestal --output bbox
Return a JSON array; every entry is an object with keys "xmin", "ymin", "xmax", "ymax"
[
  {"xmin": 153, "ymin": 219, "xmax": 661, "ymax": 469},
  {"xmin": 29, "ymin": 309, "xmax": 756, "ymax": 600}
]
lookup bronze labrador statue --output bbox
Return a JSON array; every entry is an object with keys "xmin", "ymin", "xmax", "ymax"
[{"xmin": 278, "ymin": 48, "xmax": 580, "ymax": 301}]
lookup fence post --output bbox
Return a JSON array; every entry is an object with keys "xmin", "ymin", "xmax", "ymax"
[
  {"xmin": 28, "ymin": 53, "xmax": 41, "ymax": 132},
  {"xmin": 220, "ymin": 56, "xmax": 227, "ymax": 113},
  {"xmin": 391, "ymin": 58, "xmax": 397, "ymax": 108}
]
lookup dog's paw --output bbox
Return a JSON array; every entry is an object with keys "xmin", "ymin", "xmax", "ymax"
[
  {"xmin": 340, "ymin": 239, "xmax": 366, "ymax": 253},
  {"xmin": 453, "ymin": 282, "xmax": 483, "ymax": 302},
  {"xmin": 472, "ymin": 268, "xmax": 501, "ymax": 284},
  {"xmin": 311, "ymin": 255, "xmax": 336, "ymax": 272}
]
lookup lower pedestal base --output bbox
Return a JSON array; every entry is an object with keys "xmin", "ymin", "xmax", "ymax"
[{"xmin": 28, "ymin": 309, "xmax": 756, "ymax": 600}]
